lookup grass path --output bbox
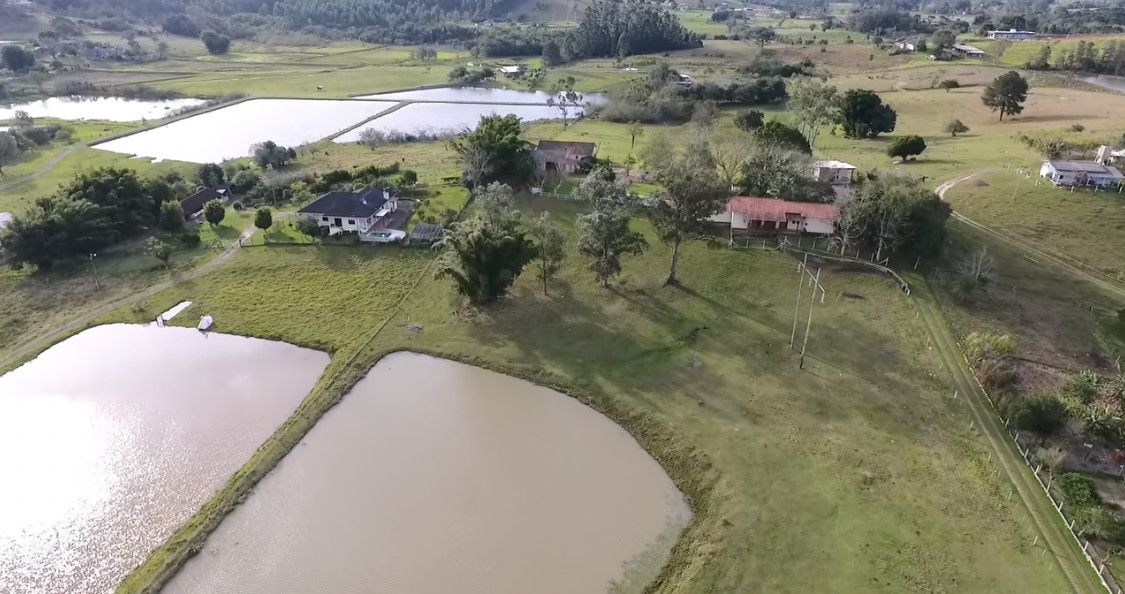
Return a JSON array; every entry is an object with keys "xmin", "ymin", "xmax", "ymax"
[
  {"xmin": 0, "ymin": 144, "xmax": 82, "ymax": 194},
  {"xmin": 935, "ymin": 174, "xmax": 1125, "ymax": 300},
  {"xmin": 910, "ymin": 275, "xmax": 1105, "ymax": 594},
  {"xmin": 0, "ymin": 226, "xmax": 255, "ymax": 372}
]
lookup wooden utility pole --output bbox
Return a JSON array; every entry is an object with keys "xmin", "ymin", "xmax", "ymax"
[
  {"xmin": 799, "ymin": 267, "xmax": 823, "ymax": 370},
  {"xmin": 789, "ymin": 254, "xmax": 826, "ymax": 368}
]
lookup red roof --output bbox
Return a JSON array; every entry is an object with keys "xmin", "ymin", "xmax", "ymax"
[{"xmin": 725, "ymin": 196, "xmax": 839, "ymax": 222}]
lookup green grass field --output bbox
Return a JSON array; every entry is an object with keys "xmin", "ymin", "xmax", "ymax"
[
  {"xmin": 112, "ymin": 197, "xmax": 1073, "ymax": 593},
  {"xmin": 944, "ymin": 171, "xmax": 1125, "ymax": 279}
]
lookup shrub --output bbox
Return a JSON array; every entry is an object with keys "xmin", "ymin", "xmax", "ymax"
[
  {"xmin": 963, "ymin": 331, "xmax": 1015, "ymax": 365},
  {"xmin": 939, "ymin": 79, "xmax": 960, "ymax": 91},
  {"xmin": 1063, "ymin": 370, "xmax": 1100, "ymax": 404},
  {"xmin": 158, "ymin": 201, "xmax": 185, "ymax": 232},
  {"xmin": 177, "ymin": 231, "xmax": 201, "ymax": 248},
  {"xmin": 1059, "ymin": 473, "xmax": 1101, "ymax": 508},
  {"xmin": 1011, "ymin": 392, "xmax": 1068, "ymax": 436}
]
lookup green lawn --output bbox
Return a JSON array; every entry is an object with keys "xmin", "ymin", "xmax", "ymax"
[
  {"xmin": 0, "ymin": 146, "xmax": 198, "ymax": 216},
  {"xmin": 115, "ymin": 196, "xmax": 1072, "ymax": 593}
]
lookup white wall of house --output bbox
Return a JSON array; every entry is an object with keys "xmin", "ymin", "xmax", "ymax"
[
  {"xmin": 805, "ymin": 217, "xmax": 835, "ymax": 235},
  {"xmin": 1040, "ymin": 163, "xmax": 1122, "ymax": 187},
  {"xmin": 305, "ymin": 212, "xmax": 376, "ymax": 232}
]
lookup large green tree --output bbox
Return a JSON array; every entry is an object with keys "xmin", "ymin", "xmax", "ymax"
[
  {"xmin": 787, "ymin": 78, "xmax": 839, "ymax": 147},
  {"xmin": 837, "ymin": 89, "xmax": 897, "ymax": 138},
  {"xmin": 0, "ymin": 132, "xmax": 19, "ymax": 177},
  {"xmin": 981, "ymin": 71, "xmax": 1029, "ymax": 122},
  {"xmin": 59, "ymin": 167, "xmax": 158, "ymax": 239},
  {"xmin": 0, "ymin": 196, "xmax": 115, "ymax": 268},
  {"xmin": 436, "ymin": 183, "xmax": 536, "ymax": 304},
  {"xmin": 836, "ymin": 175, "xmax": 951, "ymax": 261},
  {"xmin": 754, "ymin": 120, "xmax": 812, "ymax": 154},
  {"xmin": 577, "ymin": 203, "xmax": 647, "ymax": 287},
  {"xmin": 450, "ymin": 114, "xmax": 534, "ymax": 187},
  {"xmin": 531, "ymin": 212, "xmax": 566, "ymax": 296},
  {"xmin": 565, "ymin": 0, "xmax": 700, "ymax": 59},
  {"xmin": 651, "ymin": 154, "xmax": 728, "ymax": 285},
  {"xmin": 887, "ymin": 135, "xmax": 927, "ymax": 162},
  {"xmin": 1, "ymin": 45, "xmax": 35, "ymax": 73}
]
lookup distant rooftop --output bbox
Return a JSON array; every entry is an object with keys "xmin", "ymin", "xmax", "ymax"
[
  {"xmin": 815, "ymin": 160, "xmax": 856, "ymax": 170},
  {"xmin": 1047, "ymin": 160, "xmax": 1123, "ymax": 176}
]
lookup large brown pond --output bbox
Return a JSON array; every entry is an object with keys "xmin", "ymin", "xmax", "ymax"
[
  {"xmin": 164, "ymin": 352, "xmax": 691, "ymax": 594},
  {"xmin": 0, "ymin": 324, "xmax": 329, "ymax": 594}
]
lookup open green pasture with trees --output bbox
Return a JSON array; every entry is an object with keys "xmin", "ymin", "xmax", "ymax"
[
  {"xmin": 4, "ymin": 0, "xmax": 1125, "ymax": 589},
  {"xmin": 107, "ymin": 195, "xmax": 1072, "ymax": 593}
]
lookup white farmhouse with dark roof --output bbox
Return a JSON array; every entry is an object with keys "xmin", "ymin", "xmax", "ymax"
[
  {"xmin": 1039, "ymin": 160, "xmax": 1124, "ymax": 188},
  {"xmin": 298, "ymin": 188, "xmax": 399, "ymax": 235}
]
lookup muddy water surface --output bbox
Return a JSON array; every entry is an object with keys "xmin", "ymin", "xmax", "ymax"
[
  {"xmin": 165, "ymin": 352, "xmax": 691, "ymax": 594},
  {"xmin": 0, "ymin": 324, "xmax": 328, "ymax": 594}
]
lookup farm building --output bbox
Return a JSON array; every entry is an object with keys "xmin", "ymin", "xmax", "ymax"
[
  {"xmin": 1096, "ymin": 145, "xmax": 1125, "ymax": 165},
  {"xmin": 708, "ymin": 197, "xmax": 839, "ymax": 236},
  {"xmin": 894, "ymin": 40, "xmax": 919, "ymax": 51},
  {"xmin": 812, "ymin": 160, "xmax": 856, "ymax": 185},
  {"xmin": 951, "ymin": 44, "xmax": 986, "ymax": 57},
  {"xmin": 180, "ymin": 186, "xmax": 231, "ymax": 220},
  {"xmin": 498, "ymin": 65, "xmax": 524, "ymax": 78},
  {"xmin": 298, "ymin": 188, "xmax": 400, "ymax": 235},
  {"xmin": 532, "ymin": 140, "xmax": 598, "ymax": 174},
  {"xmin": 1039, "ymin": 160, "xmax": 1124, "ymax": 188},
  {"xmin": 987, "ymin": 29, "xmax": 1036, "ymax": 41}
]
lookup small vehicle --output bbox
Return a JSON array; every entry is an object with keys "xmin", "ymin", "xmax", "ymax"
[{"xmin": 367, "ymin": 230, "xmax": 406, "ymax": 244}]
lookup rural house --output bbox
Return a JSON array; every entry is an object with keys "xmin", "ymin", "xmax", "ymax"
[
  {"xmin": 951, "ymin": 43, "xmax": 986, "ymax": 57},
  {"xmin": 812, "ymin": 160, "xmax": 856, "ymax": 185},
  {"xmin": 1039, "ymin": 160, "xmax": 1124, "ymax": 188},
  {"xmin": 708, "ymin": 197, "xmax": 839, "ymax": 236},
  {"xmin": 987, "ymin": 29, "xmax": 1037, "ymax": 41},
  {"xmin": 498, "ymin": 65, "xmax": 524, "ymax": 78},
  {"xmin": 532, "ymin": 140, "xmax": 598, "ymax": 174},
  {"xmin": 298, "ymin": 188, "xmax": 399, "ymax": 235},
  {"xmin": 180, "ymin": 186, "xmax": 231, "ymax": 220}
]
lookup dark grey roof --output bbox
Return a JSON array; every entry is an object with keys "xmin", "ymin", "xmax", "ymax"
[
  {"xmin": 181, "ymin": 186, "xmax": 229, "ymax": 216},
  {"xmin": 1048, "ymin": 161, "xmax": 1123, "ymax": 175},
  {"xmin": 298, "ymin": 188, "xmax": 394, "ymax": 218}
]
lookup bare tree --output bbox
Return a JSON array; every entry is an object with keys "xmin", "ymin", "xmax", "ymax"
[
  {"xmin": 788, "ymin": 77, "xmax": 839, "ymax": 148},
  {"xmin": 955, "ymin": 246, "xmax": 995, "ymax": 292},
  {"xmin": 709, "ymin": 130, "xmax": 753, "ymax": 191},
  {"xmin": 830, "ymin": 193, "xmax": 864, "ymax": 255},
  {"xmin": 460, "ymin": 143, "xmax": 493, "ymax": 191}
]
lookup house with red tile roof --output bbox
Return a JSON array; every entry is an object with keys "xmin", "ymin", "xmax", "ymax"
[{"xmin": 708, "ymin": 196, "xmax": 839, "ymax": 236}]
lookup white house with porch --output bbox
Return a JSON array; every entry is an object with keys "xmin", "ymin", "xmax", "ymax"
[
  {"xmin": 298, "ymin": 188, "xmax": 399, "ymax": 235},
  {"xmin": 1039, "ymin": 160, "xmax": 1124, "ymax": 188}
]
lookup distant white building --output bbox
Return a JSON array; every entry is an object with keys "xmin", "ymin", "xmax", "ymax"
[
  {"xmin": 987, "ymin": 29, "xmax": 1036, "ymax": 41},
  {"xmin": 498, "ymin": 65, "xmax": 524, "ymax": 78},
  {"xmin": 894, "ymin": 40, "xmax": 918, "ymax": 52},
  {"xmin": 1039, "ymin": 160, "xmax": 1124, "ymax": 188}
]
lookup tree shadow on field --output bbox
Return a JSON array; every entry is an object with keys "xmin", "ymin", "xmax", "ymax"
[{"xmin": 461, "ymin": 281, "xmax": 747, "ymax": 417}]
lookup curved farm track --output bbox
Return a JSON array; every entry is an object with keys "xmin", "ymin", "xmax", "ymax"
[{"xmin": 935, "ymin": 174, "xmax": 1125, "ymax": 300}]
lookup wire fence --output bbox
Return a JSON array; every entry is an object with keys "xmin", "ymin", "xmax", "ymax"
[{"xmin": 778, "ymin": 235, "xmax": 1122, "ymax": 593}]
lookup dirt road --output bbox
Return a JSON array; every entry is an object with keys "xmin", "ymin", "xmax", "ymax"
[
  {"xmin": 935, "ymin": 174, "xmax": 1125, "ymax": 301},
  {"xmin": 911, "ymin": 277, "xmax": 1106, "ymax": 594}
]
